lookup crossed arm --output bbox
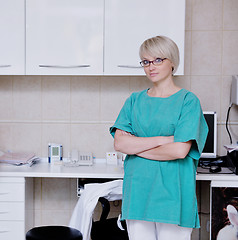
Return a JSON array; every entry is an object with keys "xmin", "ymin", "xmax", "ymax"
[{"xmin": 114, "ymin": 129, "xmax": 192, "ymax": 161}]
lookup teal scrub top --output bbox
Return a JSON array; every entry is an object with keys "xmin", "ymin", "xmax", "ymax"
[{"xmin": 110, "ymin": 89, "xmax": 208, "ymax": 228}]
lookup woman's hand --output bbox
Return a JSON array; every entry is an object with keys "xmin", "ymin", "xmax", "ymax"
[
  {"xmin": 137, "ymin": 141, "xmax": 192, "ymax": 161},
  {"xmin": 114, "ymin": 129, "xmax": 174, "ymax": 155}
]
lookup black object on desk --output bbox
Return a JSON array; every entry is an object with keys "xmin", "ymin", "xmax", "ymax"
[
  {"xmin": 198, "ymin": 155, "xmax": 233, "ymax": 174},
  {"xmin": 225, "ymin": 150, "xmax": 238, "ymax": 174}
]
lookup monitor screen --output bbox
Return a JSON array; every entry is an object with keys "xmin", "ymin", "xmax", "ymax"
[{"xmin": 201, "ymin": 111, "xmax": 217, "ymax": 158}]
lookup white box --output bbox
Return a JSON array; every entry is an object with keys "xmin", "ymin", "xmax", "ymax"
[{"xmin": 106, "ymin": 152, "xmax": 118, "ymax": 165}]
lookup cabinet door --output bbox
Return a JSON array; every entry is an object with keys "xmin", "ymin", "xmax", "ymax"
[
  {"xmin": 0, "ymin": 0, "xmax": 25, "ymax": 75},
  {"xmin": 26, "ymin": 0, "xmax": 104, "ymax": 75},
  {"xmin": 104, "ymin": 0, "xmax": 185, "ymax": 76}
]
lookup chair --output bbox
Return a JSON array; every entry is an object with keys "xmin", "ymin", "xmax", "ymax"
[
  {"xmin": 91, "ymin": 197, "xmax": 129, "ymax": 240},
  {"xmin": 26, "ymin": 225, "xmax": 82, "ymax": 240}
]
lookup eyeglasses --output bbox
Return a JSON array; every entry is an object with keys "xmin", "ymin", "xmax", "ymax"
[{"xmin": 140, "ymin": 58, "xmax": 167, "ymax": 67}]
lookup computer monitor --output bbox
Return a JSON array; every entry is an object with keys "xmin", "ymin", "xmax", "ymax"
[{"xmin": 201, "ymin": 111, "xmax": 217, "ymax": 158}]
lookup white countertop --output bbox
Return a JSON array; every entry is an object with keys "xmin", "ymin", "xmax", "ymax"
[
  {"xmin": 0, "ymin": 161, "xmax": 124, "ymax": 179},
  {"xmin": 1, "ymin": 161, "xmax": 238, "ymax": 182}
]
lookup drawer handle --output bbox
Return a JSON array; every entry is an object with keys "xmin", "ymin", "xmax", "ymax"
[
  {"xmin": 0, "ymin": 193, "xmax": 8, "ymax": 195},
  {"xmin": 0, "ymin": 212, "xmax": 9, "ymax": 214},
  {"xmin": 0, "ymin": 65, "xmax": 11, "ymax": 68},
  {"xmin": 117, "ymin": 65, "xmax": 142, "ymax": 69},
  {"xmin": 39, "ymin": 64, "xmax": 90, "ymax": 68},
  {"xmin": 0, "ymin": 230, "xmax": 10, "ymax": 233}
]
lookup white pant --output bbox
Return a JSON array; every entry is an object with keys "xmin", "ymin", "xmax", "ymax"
[{"xmin": 126, "ymin": 220, "xmax": 193, "ymax": 240}]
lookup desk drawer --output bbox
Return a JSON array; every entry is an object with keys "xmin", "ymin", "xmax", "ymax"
[
  {"xmin": 0, "ymin": 221, "xmax": 24, "ymax": 240},
  {"xmin": 0, "ymin": 202, "xmax": 24, "ymax": 221},
  {"xmin": 0, "ymin": 183, "xmax": 24, "ymax": 201}
]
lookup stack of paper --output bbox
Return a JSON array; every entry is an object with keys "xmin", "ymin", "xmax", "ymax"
[{"xmin": 0, "ymin": 151, "xmax": 37, "ymax": 166}]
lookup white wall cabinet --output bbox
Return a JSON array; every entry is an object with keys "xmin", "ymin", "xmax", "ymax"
[
  {"xmin": 104, "ymin": 0, "xmax": 185, "ymax": 75},
  {"xmin": 0, "ymin": 0, "xmax": 185, "ymax": 76},
  {"xmin": 26, "ymin": 0, "xmax": 104, "ymax": 75},
  {"xmin": 0, "ymin": 0, "xmax": 25, "ymax": 75}
]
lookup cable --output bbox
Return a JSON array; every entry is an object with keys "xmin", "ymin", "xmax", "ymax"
[{"xmin": 225, "ymin": 103, "xmax": 233, "ymax": 144}]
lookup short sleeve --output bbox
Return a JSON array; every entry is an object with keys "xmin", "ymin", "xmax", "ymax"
[
  {"xmin": 109, "ymin": 94, "xmax": 134, "ymax": 138},
  {"xmin": 174, "ymin": 92, "xmax": 208, "ymax": 160}
]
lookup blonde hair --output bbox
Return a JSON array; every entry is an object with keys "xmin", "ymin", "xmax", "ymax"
[{"xmin": 139, "ymin": 36, "xmax": 180, "ymax": 73}]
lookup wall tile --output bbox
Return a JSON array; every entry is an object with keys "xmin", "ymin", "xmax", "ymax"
[
  {"xmin": 192, "ymin": 0, "xmax": 222, "ymax": 30},
  {"xmin": 34, "ymin": 178, "xmax": 42, "ymax": 211},
  {"xmin": 224, "ymin": 0, "xmax": 238, "ymax": 30},
  {"xmin": 34, "ymin": 210, "xmax": 42, "ymax": 227},
  {"xmin": 70, "ymin": 124, "xmax": 101, "ymax": 157},
  {"xmin": 129, "ymin": 76, "xmax": 152, "ymax": 93},
  {"xmin": 12, "ymin": 123, "xmax": 42, "ymax": 154},
  {"xmin": 174, "ymin": 75, "xmax": 191, "ymax": 90},
  {"xmin": 191, "ymin": 76, "xmax": 221, "ymax": 117},
  {"xmin": 222, "ymin": 31, "xmax": 238, "ymax": 75},
  {"xmin": 70, "ymin": 179, "xmax": 78, "ymax": 210},
  {"xmin": 41, "ymin": 210, "xmax": 71, "ymax": 226},
  {"xmin": 191, "ymin": 31, "xmax": 222, "ymax": 75},
  {"xmin": 185, "ymin": 0, "xmax": 192, "ymax": 31},
  {"xmin": 41, "ymin": 178, "xmax": 71, "ymax": 211},
  {"xmin": 98, "ymin": 123, "xmax": 115, "ymax": 158},
  {"xmin": 71, "ymin": 76, "xmax": 100, "ymax": 121},
  {"xmin": 184, "ymin": 31, "xmax": 192, "ymax": 75},
  {"xmin": 0, "ymin": 76, "xmax": 12, "ymax": 120},
  {"xmin": 0, "ymin": 123, "xmax": 12, "ymax": 151},
  {"xmin": 13, "ymin": 76, "xmax": 41, "ymax": 120},
  {"xmin": 100, "ymin": 77, "xmax": 130, "ymax": 121},
  {"xmin": 42, "ymin": 76, "xmax": 70, "ymax": 121}
]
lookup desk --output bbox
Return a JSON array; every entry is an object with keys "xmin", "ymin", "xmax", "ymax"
[
  {"xmin": 0, "ymin": 162, "xmax": 237, "ymax": 240},
  {"xmin": 0, "ymin": 161, "xmax": 124, "ymax": 240}
]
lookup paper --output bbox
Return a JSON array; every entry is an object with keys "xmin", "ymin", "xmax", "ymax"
[
  {"xmin": 224, "ymin": 144, "xmax": 238, "ymax": 153},
  {"xmin": 0, "ymin": 151, "xmax": 36, "ymax": 165}
]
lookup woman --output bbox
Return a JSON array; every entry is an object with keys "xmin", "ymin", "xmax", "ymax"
[{"xmin": 110, "ymin": 36, "xmax": 208, "ymax": 240}]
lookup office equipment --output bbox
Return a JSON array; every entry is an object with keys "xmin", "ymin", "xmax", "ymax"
[
  {"xmin": 78, "ymin": 152, "xmax": 93, "ymax": 166},
  {"xmin": 106, "ymin": 152, "xmax": 118, "ymax": 165},
  {"xmin": 201, "ymin": 111, "xmax": 217, "ymax": 158},
  {"xmin": 231, "ymin": 75, "xmax": 238, "ymax": 105},
  {"xmin": 48, "ymin": 143, "xmax": 62, "ymax": 163}
]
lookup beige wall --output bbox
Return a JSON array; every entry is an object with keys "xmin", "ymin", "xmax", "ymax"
[{"xmin": 0, "ymin": 0, "xmax": 238, "ymax": 238}]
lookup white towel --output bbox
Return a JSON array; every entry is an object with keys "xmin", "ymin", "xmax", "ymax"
[{"xmin": 69, "ymin": 179, "xmax": 123, "ymax": 240}]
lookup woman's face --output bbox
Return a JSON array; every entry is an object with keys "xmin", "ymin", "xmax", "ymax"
[{"xmin": 141, "ymin": 53, "xmax": 174, "ymax": 84}]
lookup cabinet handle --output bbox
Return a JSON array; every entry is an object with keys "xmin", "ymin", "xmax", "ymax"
[
  {"xmin": 0, "ymin": 65, "xmax": 11, "ymax": 68},
  {"xmin": 39, "ymin": 65, "xmax": 90, "ymax": 68},
  {"xmin": 117, "ymin": 65, "xmax": 142, "ymax": 69}
]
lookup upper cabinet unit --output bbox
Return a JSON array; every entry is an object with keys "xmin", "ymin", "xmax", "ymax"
[
  {"xmin": 0, "ymin": 0, "xmax": 25, "ymax": 75},
  {"xmin": 104, "ymin": 0, "xmax": 185, "ymax": 75},
  {"xmin": 26, "ymin": 0, "xmax": 104, "ymax": 75},
  {"xmin": 0, "ymin": 0, "xmax": 185, "ymax": 76}
]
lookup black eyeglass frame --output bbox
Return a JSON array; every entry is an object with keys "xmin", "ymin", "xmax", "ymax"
[{"xmin": 140, "ymin": 58, "xmax": 167, "ymax": 67}]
